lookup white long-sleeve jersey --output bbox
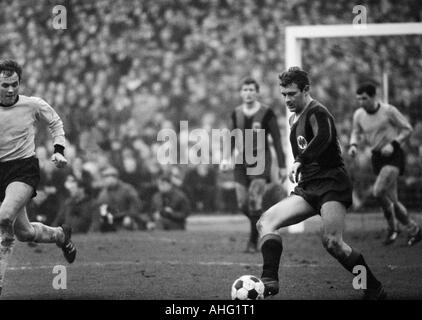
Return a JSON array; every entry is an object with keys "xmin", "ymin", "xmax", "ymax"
[{"xmin": 0, "ymin": 95, "xmax": 65, "ymax": 162}]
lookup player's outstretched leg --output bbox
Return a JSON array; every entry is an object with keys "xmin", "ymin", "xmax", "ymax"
[
  {"xmin": 0, "ymin": 220, "xmax": 15, "ymax": 295},
  {"xmin": 14, "ymin": 209, "xmax": 76, "ymax": 263},
  {"xmin": 257, "ymin": 195, "xmax": 315, "ymax": 297},
  {"xmin": 0, "ymin": 182, "xmax": 34, "ymax": 295},
  {"xmin": 320, "ymin": 201, "xmax": 386, "ymax": 300}
]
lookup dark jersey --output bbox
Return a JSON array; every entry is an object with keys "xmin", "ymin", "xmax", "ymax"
[
  {"xmin": 231, "ymin": 103, "xmax": 285, "ymax": 168},
  {"xmin": 289, "ymin": 100, "xmax": 344, "ymax": 182}
]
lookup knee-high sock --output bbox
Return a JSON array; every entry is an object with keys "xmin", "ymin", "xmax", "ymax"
[
  {"xmin": 0, "ymin": 224, "xmax": 15, "ymax": 291},
  {"xmin": 383, "ymin": 203, "xmax": 398, "ymax": 231},
  {"xmin": 31, "ymin": 223, "xmax": 65, "ymax": 245},
  {"xmin": 336, "ymin": 248, "xmax": 381, "ymax": 289},
  {"xmin": 394, "ymin": 202, "xmax": 419, "ymax": 235},
  {"xmin": 260, "ymin": 233, "xmax": 283, "ymax": 280}
]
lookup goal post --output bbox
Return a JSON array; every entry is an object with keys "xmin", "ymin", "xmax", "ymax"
[{"xmin": 284, "ymin": 22, "xmax": 422, "ymax": 233}]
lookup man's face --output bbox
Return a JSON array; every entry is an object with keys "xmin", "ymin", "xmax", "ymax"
[
  {"xmin": 0, "ymin": 71, "xmax": 19, "ymax": 106},
  {"xmin": 280, "ymin": 83, "xmax": 307, "ymax": 114},
  {"xmin": 240, "ymin": 84, "xmax": 258, "ymax": 104},
  {"xmin": 103, "ymin": 174, "xmax": 118, "ymax": 187},
  {"xmin": 356, "ymin": 92, "xmax": 376, "ymax": 112},
  {"xmin": 158, "ymin": 180, "xmax": 172, "ymax": 193}
]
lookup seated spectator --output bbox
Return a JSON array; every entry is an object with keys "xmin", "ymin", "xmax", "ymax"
[
  {"xmin": 52, "ymin": 174, "xmax": 96, "ymax": 233},
  {"xmin": 182, "ymin": 164, "xmax": 217, "ymax": 212},
  {"xmin": 150, "ymin": 173, "xmax": 191, "ymax": 230},
  {"xmin": 92, "ymin": 166, "xmax": 149, "ymax": 232},
  {"xmin": 118, "ymin": 147, "xmax": 145, "ymax": 198}
]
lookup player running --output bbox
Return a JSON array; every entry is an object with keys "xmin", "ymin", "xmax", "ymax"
[
  {"xmin": 257, "ymin": 67, "xmax": 386, "ymax": 300},
  {"xmin": 0, "ymin": 59, "xmax": 76, "ymax": 294},
  {"xmin": 220, "ymin": 78, "xmax": 286, "ymax": 253},
  {"xmin": 348, "ymin": 82, "xmax": 422, "ymax": 246}
]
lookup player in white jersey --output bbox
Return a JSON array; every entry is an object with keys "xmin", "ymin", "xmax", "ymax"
[
  {"xmin": 348, "ymin": 83, "xmax": 421, "ymax": 246},
  {"xmin": 0, "ymin": 59, "xmax": 76, "ymax": 295}
]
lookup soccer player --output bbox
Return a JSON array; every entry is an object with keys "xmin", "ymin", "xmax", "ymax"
[
  {"xmin": 348, "ymin": 82, "xmax": 422, "ymax": 246},
  {"xmin": 257, "ymin": 67, "xmax": 386, "ymax": 300},
  {"xmin": 220, "ymin": 77, "xmax": 286, "ymax": 253},
  {"xmin": 0, "ymin": 59, "xmax": 76, "ymax": 294}
]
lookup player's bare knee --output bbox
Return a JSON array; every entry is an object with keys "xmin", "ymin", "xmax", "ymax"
[
  {"xmin": 372, "ymin": 185, "xmax": 386, "ymax": 199},
  {"xmin": 256, "ymin": 214, "xmax": 270, "ymax": 234},
  {"xmin": 257, "ymin": 210, "xmax": 276, "ymax": 234}
]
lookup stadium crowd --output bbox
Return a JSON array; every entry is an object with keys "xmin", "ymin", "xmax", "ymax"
[{"xmin": 1, "ymin": 0, "xmax": 421, "ymax": 232}]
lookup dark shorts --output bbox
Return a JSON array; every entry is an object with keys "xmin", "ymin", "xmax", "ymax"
[
  {"xmin": 291, "ymin": 166, "xmax": 353, "ymax": 212},
  {"xmin": 0, "ymin": 157, "xmax": 40, "ymax": 202},
  {"xmin": 371, "ymin": 141, "xmax": 405, "ymax": 176},
  {"xmin": 234, "ymin": 152, "xmax": 272, "ymax": 187}
]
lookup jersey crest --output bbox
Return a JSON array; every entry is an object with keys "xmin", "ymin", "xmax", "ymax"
[{"xmin": 297, "ymin": 135, "xmax": 308, "ymax": 150}]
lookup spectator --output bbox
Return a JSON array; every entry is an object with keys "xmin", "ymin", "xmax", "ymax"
[
  {"xmin": 150, "ymin": 173, "xmax": 191, "ymax": 230},
  {"xmin": 92, "ymin": 166, "xmax": 148, "ymax": 232},
  {"xmin": 182, "ymin": 164, "xmax": 217, "ymax": 212},
  {"xmin": 52, "ymin": 174, "xmax": 96, "ymax": 233}
]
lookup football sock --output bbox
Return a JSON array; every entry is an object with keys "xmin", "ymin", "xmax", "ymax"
[
  {"xmin": 31, "ymin": 223, "xmax": 65, "ymax": 245},
  {"xmin": 336, "ymin": 248, "xmax": 381, "ymax": 289},
  {"xmin": 0, "ymin": 224, "xmax": 15, "ymax": 292},
  {"xmin": 260, "ymin": 233, "xmax": 283, "ymax": 280},
  {"xmin": 393, "ymin": 202, "xmax": 410, "ymax": 225},
  {"xmin": 249, "ymin": 211, "xmax": 261, "ymax": 246},
  {"xmin": 394, "ymin": 202, "xmax": 419, "ymax": 235},
  {"xmin": 384, "ymin": 204, "xmax": 398, "ymax": 231}
]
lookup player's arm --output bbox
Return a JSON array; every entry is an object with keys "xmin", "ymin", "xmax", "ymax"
[
  {"xmin": 295, "ymin": 109, "xmax": 333, "ymax": 165},
  {"xmin": 265, "ymin": 109, "xmax": 287, "ymax": 178},
  {"xmin": 35, "ymin": 97, "xmax": 67, "ymax": 168},
  {"xmin": 348, "ymin": 110, "xmax": 362, "ymax": 157},
  {"xmin": 388, "ymin": 106, "xmax": 413, "ymax": 145}
]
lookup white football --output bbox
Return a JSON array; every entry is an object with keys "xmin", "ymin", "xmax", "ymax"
[{"xmin": 231, "ymin": 275, "xmax": 265, "ymax": 300}]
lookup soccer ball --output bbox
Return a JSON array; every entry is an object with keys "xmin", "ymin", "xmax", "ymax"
[{"xmin": 231, "ymin": 275, "xmax": 265, "ymax": 300}]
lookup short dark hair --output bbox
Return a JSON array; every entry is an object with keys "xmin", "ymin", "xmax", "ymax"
[
  {"xmin": 356, "ymin": 82, "xmax": 376, "ymax": 97},
  {"xmin": 240, "ymin": 77, "xmax": 260, "ymax": 92},
  {"xmin": 278, "ymin": 67, "xmax": 310, "ymax": 91},
  {"xmin": 0, "ymin": 59, "xmax": 22, "ymax": 81},
  {"xmin": 158, "ymin": 171, "xmax": 172, "ymax": 184}
]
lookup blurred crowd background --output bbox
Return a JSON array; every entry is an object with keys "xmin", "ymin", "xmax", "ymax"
[{"xmin": 1, "ymin": 0, "xmax": 421, "ymax": 232}]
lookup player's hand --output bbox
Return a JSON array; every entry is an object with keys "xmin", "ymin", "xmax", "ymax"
[
  {"xmin": 278, "ymin": 167, "xmax": 287, "ymax": 182},
  {"xmin": 51, "ymin": 153, "xmax": 67, "ymax": 168},
  {"xmin": 380, "ymin": 143, "xmax": 394, "ymax": 157},
  {"xmin": 219, "ymin": 158, "xmax": 233, "ymax": 172},
  {"xmin": 348, "ymin": 145, "xmax": 357, "ymax": 158},
  {"xmin": 289, "ymin": 162, "xmax": 302, "ymax": 184}
]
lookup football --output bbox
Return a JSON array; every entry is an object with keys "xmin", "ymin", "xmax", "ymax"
[{"xmin": 231, "ymin": 275, "xmax": 265, "ymax": 300}]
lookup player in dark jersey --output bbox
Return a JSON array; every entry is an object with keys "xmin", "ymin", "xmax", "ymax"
[
  {"xmin": 220, "ymin": 78, "xmax": 286, "ymax": 253},
  {"xmin": 256, "ymin": 67, "xmax": 386, "ymax": 300}
]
